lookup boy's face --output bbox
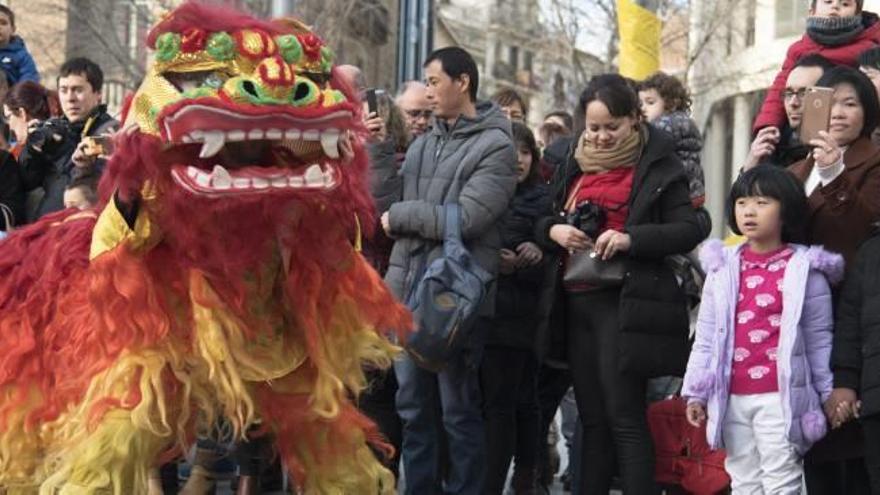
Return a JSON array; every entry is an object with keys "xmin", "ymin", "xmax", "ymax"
[
  {"xmin": 811, "ymin": 0, "xmax": 859, "ymax": 18},
  {"xmin": 500, "ymin": 101, "xmax": 525, "ymax": 123},
  {"xmin": 58, "ymin": 73, "xmax": 101, "ymax": 123},
  {"xmin": 638, "ymin": 88, "xmax": 665, "ymax": 122},
  {"xmin": 0, "ymin": 13, "xmax": 14, "ymax": 46}
]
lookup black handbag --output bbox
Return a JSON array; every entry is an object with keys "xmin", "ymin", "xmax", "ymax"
[{"xmin": 562, "ymin": 250, "xmax": 626, "ymax": 288}]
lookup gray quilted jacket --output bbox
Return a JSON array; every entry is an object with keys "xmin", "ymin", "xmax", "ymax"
[
  {"xmin": 384, "ymin": 101, "xmax": 517, "ymax": 317},
  {"xmin": 653, "ymin": 111, "xmax": 705, "ymax": 203}
]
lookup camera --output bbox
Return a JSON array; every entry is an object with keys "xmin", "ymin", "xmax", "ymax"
[
  {"xmin": 28, "ymin": 118, "xmax": 75, "ymax": 155},
  {"xmin": 566, "ymin": 201, "xmax": 607, "ymax": 240}
]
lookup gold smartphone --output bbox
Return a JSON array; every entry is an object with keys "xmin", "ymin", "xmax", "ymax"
[{"xmin": 800, "ymin": 87, "xmax": 834, "ymax": 144}]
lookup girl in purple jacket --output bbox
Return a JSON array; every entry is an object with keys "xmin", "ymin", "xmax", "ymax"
[{"xmin": 682, "ymin": 165, "xmax": 844, "ymax": 494}]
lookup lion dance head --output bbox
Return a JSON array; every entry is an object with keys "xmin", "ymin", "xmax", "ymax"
[{"xmin": 0, "ymin": 2, "xmax": 410, "ymax": 493}]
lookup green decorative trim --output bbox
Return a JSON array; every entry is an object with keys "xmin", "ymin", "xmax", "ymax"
[
  {"xmin": 206, "ymin": 32, "xmax": 235, "ymax": 61},
  {"xmin": 156, "ymin": 32, "xmax": 181, "ymax": 62},
  {"xmin": 277, "ymin": 35, "xmax": 303, "ymax": 64},
  {"xmin": 291, "ymin": 79, "xmax": 320, "ymax": 107},
  {"xmin": 320, "ymin": 46, "xmax": 334, "ymax": 73},
  {"xmin": 182, "ymin": 87, "xmax": 217, "ymax": 99}
]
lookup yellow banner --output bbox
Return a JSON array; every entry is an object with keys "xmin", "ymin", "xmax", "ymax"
[{"xmin": 617, "ymin": 0, "xmax": 661, "ymax": 80}]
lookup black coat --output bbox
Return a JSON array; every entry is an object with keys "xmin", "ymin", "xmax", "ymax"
[
  {"xmin": 0, "ymin": 151, "xmax": 23, "ymax": 230},
  {"xmin": 19, "ymin": 105, "xmax": 118, "ymax": 221},
  {"xmin": 486, "ymin": 181, "xmax": 551, "ymax": 350},
  {"xmin": 533, "ymin": 125, "xmax": 703, "ymax": 374},
  {"xmin": 832, "ymin": 229, "xmax": 880, "ymax": 417}
]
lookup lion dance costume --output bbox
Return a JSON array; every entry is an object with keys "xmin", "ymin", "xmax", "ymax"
[{"xmin": 0, "ymin": 2, "xmax": 411, "ymax": 493}]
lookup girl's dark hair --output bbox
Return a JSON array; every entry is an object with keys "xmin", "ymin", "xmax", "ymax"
[
  {"xmin": 574, "ymin": 74, "xmax": 640, "ymax": 135},
  {"xmin": 727, "ymin": 165, "xmax": 808, "ymax": 243},
  {"xmin": 511, "ymin": 121, "xmax": 541, "ymax": 185},
  {"xmin": 816, "ymin": 65, "xmax": 880, "ymax": 139},
  {"xmin": 5, "ymin": 81, "xmax": 61, "ymax": 120},
  {"xmin": 638, "ymin": 71, "xmax": 692, "ymax": 113}
]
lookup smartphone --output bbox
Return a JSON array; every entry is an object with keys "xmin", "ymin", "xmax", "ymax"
[
  {"xmin": 800, "ymin": 87, "xmax": 834, "ymax": 144},
  {"xmin": 365, "ymin": 88, "xmax": 378, "ymax": 115}
]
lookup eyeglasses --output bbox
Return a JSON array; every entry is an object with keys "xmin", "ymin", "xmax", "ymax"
[
  {"xmin": 783, "ymin": 88, "xmax": 809, "ymax": 101},
  {"xmin": 405, "ymin": 109, "xmax": 432, "ymax": 119}
]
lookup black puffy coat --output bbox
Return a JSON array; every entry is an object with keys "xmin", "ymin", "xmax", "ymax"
[
  {"xmin": 832, "ymin": 229, "xmax": 880, "ymax": 417},
  {"xmin": 486, "ymin": 181, "xmax": 551, "ymax": 350},
  {"xmin": 533, "ymin": 125, "xmax": 703, "ymax": 375}
]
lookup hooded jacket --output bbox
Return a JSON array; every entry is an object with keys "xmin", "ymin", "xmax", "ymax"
[
  {"xmin": 0, "ymin": 36, "xmax": 39, "ymax": 85},
  {"xmin": 682, "ymin": 240, "xmax": 843, "ymax": 455},
  {"xmin": 384, "ymin": 101, "xmax": 517, "ymax": 317}
]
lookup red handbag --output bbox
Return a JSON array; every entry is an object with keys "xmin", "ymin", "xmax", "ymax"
[{"xmin": 647, "ymin": 397, "xmax": 730, "ymax": 495}]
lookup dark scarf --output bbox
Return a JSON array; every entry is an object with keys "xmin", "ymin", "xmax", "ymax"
[{"xmin": 807, "ymin": 15, "xmax": 865, "ymax": 46}]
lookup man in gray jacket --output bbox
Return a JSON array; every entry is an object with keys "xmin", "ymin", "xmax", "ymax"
[{"xmin": 380, "ymin": 47, "xmax": 517, "ymax": 494}]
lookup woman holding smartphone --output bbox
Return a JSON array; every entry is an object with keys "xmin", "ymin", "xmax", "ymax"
[{"xmin": 785, "ymin": 66, "xmax": 880, "ymax": 495}]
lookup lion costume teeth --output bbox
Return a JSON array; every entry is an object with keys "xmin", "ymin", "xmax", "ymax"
[{"xmin": 0, "ymin": 2, "xmax": 411, "ymax": 493}]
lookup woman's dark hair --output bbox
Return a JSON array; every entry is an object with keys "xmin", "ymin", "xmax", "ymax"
[
  {"xmin": 727, "ymin": 165, "xmax": 808, "ymax": 243},
  {"xmin": 574, "ymin": 74, "xmax": 640, "ymax": 135},
  {"xmin": 5, "ymin": 81, "xmax": 60, "ymax": 120},
  {"xmin": 511, "ymin": 121, "xmax": 541, "ymax": 185},
  {"xmin": 816, "ymin": 66, "xmax": 880, "ymax": 139},
  {"xmin": 638, "ymin": 71, "xmax": 692, "ymax": 113}
]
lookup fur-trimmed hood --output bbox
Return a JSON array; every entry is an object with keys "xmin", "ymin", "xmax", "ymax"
[{"xmin": 699, "ymin": 239, "xmax": 845, "ymax": 285}]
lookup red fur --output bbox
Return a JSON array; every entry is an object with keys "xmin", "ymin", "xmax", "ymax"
[{"xmin": 147, "ymin": 1, "xmax": 286, "ymax": 48}]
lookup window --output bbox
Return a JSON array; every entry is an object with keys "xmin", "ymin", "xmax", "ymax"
[
  {"xmin": 509, "ymin": 46, "xmax": 519, "ymax": 72},
  {"xmin": 746, "ymin": 0, "xmax": 757, "ymax": 46},
  {"xmin": 775, "ymin": 0, "xmax": 808, "ymax": 39},
  {"xmin": 524, "ymin": 51, "xmax": 533, "ymax": 72}
]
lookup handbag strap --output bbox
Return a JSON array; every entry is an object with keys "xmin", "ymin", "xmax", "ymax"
[
  {"xmin": 563, "ymin": 174, "xmax": 587, "ymax": 213},
  {"xmin": 444, "ymin": 203, "xmax": 461, "ymax": 244},
  {"xmin": 0, "ymin": 203, "xmax": 13, "ymax": 232}
]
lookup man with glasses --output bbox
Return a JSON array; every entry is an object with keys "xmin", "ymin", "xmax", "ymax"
[
  {"xmin": 744, "ymin": 54, "xmax": 836, "ymax": 170},
  {"xmin": 396, "ymin": 81, "xmax": 432, "ymax": 140}
]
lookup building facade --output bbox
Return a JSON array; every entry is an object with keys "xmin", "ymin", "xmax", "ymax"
[{"xmin": 433, "ymin": 0, "xmax": 603, "ymax": 128}]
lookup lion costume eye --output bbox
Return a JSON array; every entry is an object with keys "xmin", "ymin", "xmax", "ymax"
[{"xmin": 164, "ymin": 70, "xmax": 228, "ymax": 93}]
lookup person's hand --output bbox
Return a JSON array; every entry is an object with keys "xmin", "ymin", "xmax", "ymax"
[
  {"xmin": 339, "ymin": 130, "xmax": 355, "ymax": 163},
  {"xmin": 685, "ymin": 402, "xmax": 707, "ymax": 428},
  {"xmin": 500, "ymin": 248, "xmax": 518, "ymax": 274},
  {"xmin": 593, "ymin": 229, "xmax": 632, "ymax": 261},
  {"xmin": 515, "ymin": 241, "xmax": 543, "ymax": 268},
  {"xmin": 380, "ymin": 211, "xmax": 393, "ymax": 238},
  {"xmin": 743, "ymin": 127, "xmax": 780, "ymax": 172},
  {"xmin": 825, "ymin": 387, "xmax": 860, "ymax": 428},
  {"xmin": 364, "ymin": 112, "xmax": 387, "ymax": 143},
  {"xmin": 71, "ymin": 140, "xmax": 98, "ymax": 169},
  {"xmin": 549, "ymin": 224, "xmax": 592, "ymax": 252},
  {"xmin": 809, "ymin": 131, "xmax": 844, "ymax": 169}
]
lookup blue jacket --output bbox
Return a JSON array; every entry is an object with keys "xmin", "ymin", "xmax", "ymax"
[{"xmin": 0, "ymin": 37, "xmax": 39, "ymax": 85}]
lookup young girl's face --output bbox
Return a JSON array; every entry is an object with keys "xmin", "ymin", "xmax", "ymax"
[
  {"xmin": 638, "ymin": 88, "xmax": 666, "ymax": 122},
  {"xmin": 516, "ymin": 145, "xmax": 532, "ymax": 183},
  {"xmin": 735, "ymin": 195, "xmax": 783, "ymax": 245},
  {"xmin": 811, "ymin": 0, "xmax": 859, "ymax": 18}
]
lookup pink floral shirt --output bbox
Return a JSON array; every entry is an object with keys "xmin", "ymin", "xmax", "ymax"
[{"xmin": 730, "ymin": 245, "xmax": 794, "ymax": 395}]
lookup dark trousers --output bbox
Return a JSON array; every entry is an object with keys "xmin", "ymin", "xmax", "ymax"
[
  {"xmin": 862, "ymin": 415, "xmax": 880, "ymax": 495},
  {"xmin": 535, "ymin": 364, "xmax": 571, "ymax": 486},
  {"xmin": 804, "ymin": 421, "xmax": 870, "ymax": 495},
  {"xmin": 566, "ymin": 290, "xmax": 658, "ymax": 495},
  {"xmin": 359, "ymin": 368, "xmax": 403, "ymax": 479},
  {"xmin": 480, "ymin": 346, "xmax": 540, "ymax": 494},
  {"xmin": 395, "ymin": 349, "xmax": 485, "ymax": 494}
]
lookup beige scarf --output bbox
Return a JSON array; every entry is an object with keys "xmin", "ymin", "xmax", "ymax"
[{"xmin": 574, "ymin": 125, "xmax": 645, "ymax": 174}]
